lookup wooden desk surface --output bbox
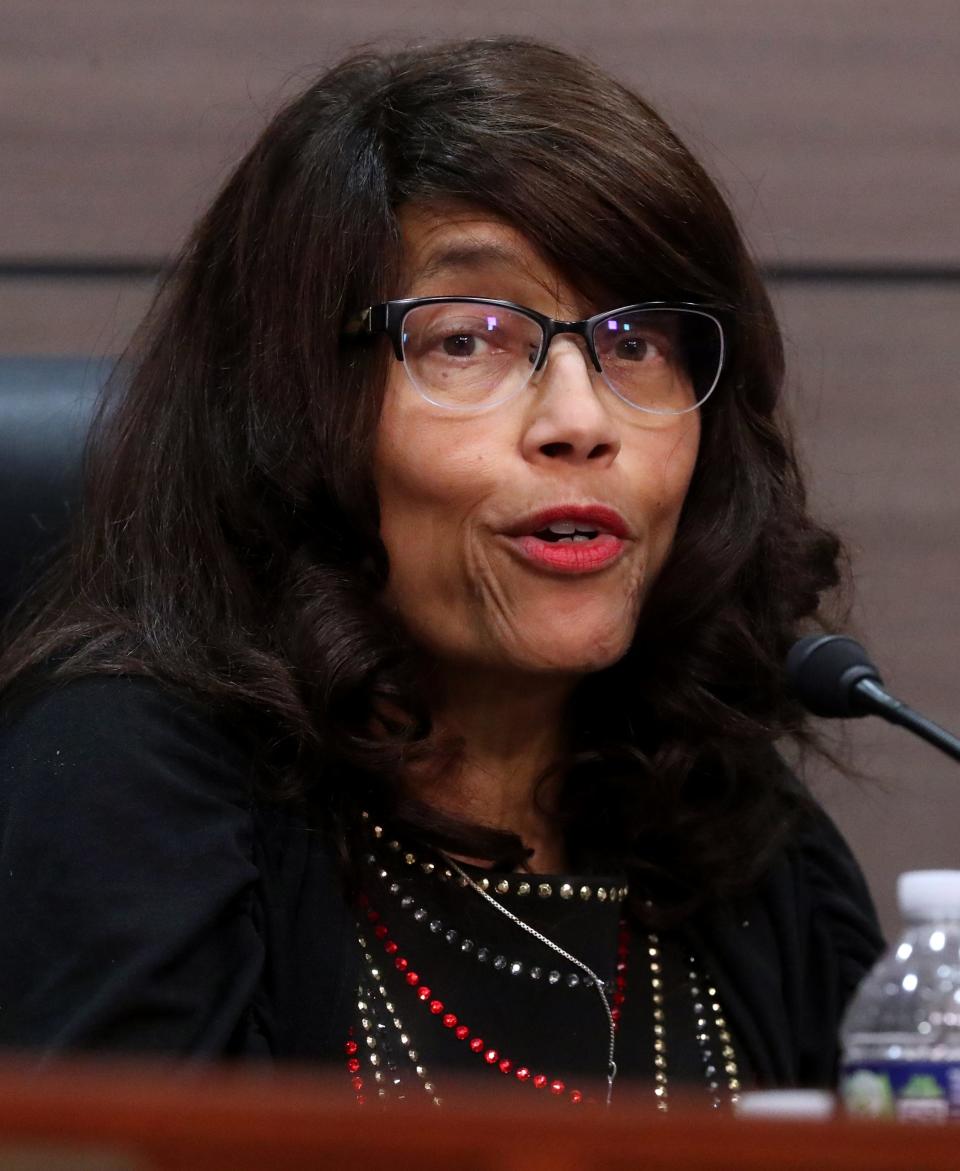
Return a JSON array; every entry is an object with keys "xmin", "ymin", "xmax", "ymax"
[{"xmin": 0, "ymin": 1058, "xmax": 958, "ymax": 1171}]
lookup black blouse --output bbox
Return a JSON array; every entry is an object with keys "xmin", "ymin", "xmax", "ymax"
[{"xmin": 0, "ymin": 676, "xmax": 884, "ymax": 1105}]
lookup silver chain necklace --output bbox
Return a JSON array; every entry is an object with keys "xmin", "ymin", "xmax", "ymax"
[{"xmin": 443, "ymin": 856, "xmax": 618, "ymax": 1105}]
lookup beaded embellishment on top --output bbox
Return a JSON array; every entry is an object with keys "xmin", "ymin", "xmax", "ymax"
[
  {"xmin": 688, "ymin": 957, "xmax": 741, "ymax": 1107},
  {"xmin": 365, "ymin": 851, "xmax": 613, "ymax": 993},
  {"xmin": 346, "ymin": 896, "xmax": 628, "ymax": 1107},
  {"xmin": 351, "ymin": 814, "xmax": 743, "ymax": 1109},
  {"xmin": 360, "ymin": 813, "xmax": 627, "ymax": 902}
]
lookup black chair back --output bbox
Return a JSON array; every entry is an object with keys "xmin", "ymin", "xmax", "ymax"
[{"xmin": 0, "ymin": 357, "xmax": 111, "ymax": 622}]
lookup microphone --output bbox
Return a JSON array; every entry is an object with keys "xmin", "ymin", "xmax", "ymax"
[{"xmin": 787, "ymin": 635, "xmax": 960, "ymax": 764}]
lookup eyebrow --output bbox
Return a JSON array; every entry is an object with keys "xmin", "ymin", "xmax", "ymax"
[{"xmin": 412, "ymin": 241, "xmax": 532, "ymax": 283}]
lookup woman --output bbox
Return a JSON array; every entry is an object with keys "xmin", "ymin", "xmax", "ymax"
[{"xmin": 0, "ymin": 38, "xmax": 882, "ymax": 1107}]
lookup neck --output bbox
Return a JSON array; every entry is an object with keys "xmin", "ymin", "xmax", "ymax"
[{"xmin": 404, "ymin": 666, "xmax": 576, "ymax": 872}]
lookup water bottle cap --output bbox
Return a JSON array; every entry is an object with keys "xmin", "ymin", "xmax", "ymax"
[
  {"xmin": 734, "ymin": 1090, "xmax": 835, "ymax": 1119},
  {"xmin": 898, "ymin": 871, "xmax": 960, "ymax": 919}
]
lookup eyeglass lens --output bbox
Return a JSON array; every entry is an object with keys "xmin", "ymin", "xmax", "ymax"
[{"xmin": 400, "ymin": 302, "xmax": 722, "ymax": 413}]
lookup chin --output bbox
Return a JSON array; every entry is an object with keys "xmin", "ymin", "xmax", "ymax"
[{"xmin": 510, "ymin": 625, "xmax": 635, "ymax": 677}]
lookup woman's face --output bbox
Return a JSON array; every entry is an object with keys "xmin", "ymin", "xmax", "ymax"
[{"xmin": 374, "ymin": 202, "xmax": 701, "ymax": 681}]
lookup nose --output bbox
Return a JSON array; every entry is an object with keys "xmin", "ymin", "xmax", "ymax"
[{"xmin": 520, "ymin": 337, "xmax": 621, "ymax": 467}]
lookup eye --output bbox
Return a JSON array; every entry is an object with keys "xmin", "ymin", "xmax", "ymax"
[
  {"xmin": 418, "ymin": 316, "xmax": 503, "ymax": 360},
  {"xmin": 613, "ymin": 335, "xmax": 661, "ymax": 362},
  {"xmin": 441, "ymin": 332, "xmax": 484, "ymax": 358}
]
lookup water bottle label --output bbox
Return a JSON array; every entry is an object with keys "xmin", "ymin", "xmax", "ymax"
[{"xmin": 841, "ymin": 1062, "xmax": 960, "ymax": 1122}]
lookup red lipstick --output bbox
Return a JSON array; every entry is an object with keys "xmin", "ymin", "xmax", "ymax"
[{"xmin": 503, "ymin": 504, "xmax": 629, "ymax": 575}]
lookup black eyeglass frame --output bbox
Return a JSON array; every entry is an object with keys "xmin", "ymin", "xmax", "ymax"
[{"xmin": 344, "ymin": 296, "xmax": 728, "ymax": 413}]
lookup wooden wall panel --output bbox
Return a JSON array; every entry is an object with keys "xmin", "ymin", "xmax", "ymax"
[
  {"xmin": 1, "ymin": 0, "xmax": 958, "ymax": 263},
  {"xmin": 0, "ymin": 278, "xmax": 155, "ymax": 354},
  {"xmin": 774, "ymin": 284, "xmax": 960, "ymax": 935}
]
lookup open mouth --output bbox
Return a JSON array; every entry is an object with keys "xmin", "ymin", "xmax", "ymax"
[
  {"xmin": 534, "ymin": 521, "xmax": 600, "ymax": 544},
  {"xmin": 504, "ymin": 506, "xmax": 628, "ymax": 574}
]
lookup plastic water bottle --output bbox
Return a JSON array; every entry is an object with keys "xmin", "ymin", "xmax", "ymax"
[{"xmin": 840, "ymin": 870, "xmax": 960, "ymax": 1122}]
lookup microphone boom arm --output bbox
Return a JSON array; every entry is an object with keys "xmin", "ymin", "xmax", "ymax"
[{"xmin": 854, "ymin": 678, "xmax": 960, "ymax": 764}]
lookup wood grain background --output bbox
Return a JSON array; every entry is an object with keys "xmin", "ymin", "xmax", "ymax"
[{"xmin": 2, "ymin": 1, "xmax": 959, "ymax": 938}]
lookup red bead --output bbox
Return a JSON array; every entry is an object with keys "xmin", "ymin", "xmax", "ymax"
[
  {"xmin": 351, "ymin": 1075, "xmax": 364, "ymax": 1091},
  {"xmin": 455, "ymin": 1025, "xmax": 470, "ymax": 1041},
  {"xmin": 613, "ymin": 991, "xmax": 625, "ymax": 1007},
  {"xmin": 533, "ymin": 1074, "xmax": 548, "ymax": 1090},
  {"xmin": 428, "ymin": 999, "xmax": 444, "ymax": 1015},
  {"xmin": 616, "ymin": 960, "xmax": 627, "ymax": 973},
  {"xmin": 515, "ymin": 1067, "xmax": 531, "ymax": 1081},
  {"xmin": 346, "ymin": 1057, "xmax": 360, "ymax": 1073},
  {"xmin": 484, "ymin": 1049, "xmax": 499, "ymax": 1064},
  {"xmin": 469, "ymin": 1037, "xmax": 485, "ymax": 1053},
  {"xmin": 395, "ymin": 957, "xmax": 408, "ymax": 971},
  {"xmin": 405, "ymin": 971, "xmax": 420, "ymax": 986},
  {"xmin": 384, "ymin": 940, "xmax": 398, "ymax": 955},
  {"xmin": 442, "ymin": 1013, "xmax": 457, "ymax": 1029},
  {"xmin": 417, "ymin": 986, "xmax": 431, "ymax": 1000},
  {"xmin": 374, "ymin": 924, "xmax": 388, "ymax": 939},
  {"xmin": 356, "ymin": 894, "xmax": 369, "ymax": 909},
  {"xmin": 570, "ymin": 1089, "xmax": 583, "ymax": 1104},
  {"xmin": 550, "ymin": 1080, "xmax": 565, "ymax": 1095},
  {"xmin": 344, "ymin": 1040, "xmax": 358, "ymax": 1055},
  {"xmin": 366, "ymin": 909, "xmax": 379, "ymax": 923},
  {"xmin": 611, "ymin": 1007, "xmax": 621, "ymax": 1024},
  {"xmin": 498, "ymin": 1059, "xmax": 513, "ymax": 1074},
  {"xmin": 356, "ymin": 1094, "xmax": 367, "ymax": 1105}
]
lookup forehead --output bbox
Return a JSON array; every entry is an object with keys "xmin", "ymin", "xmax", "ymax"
[{"xmin": 397, "ymin": 201, "xmax": 591, "ymax": 312}]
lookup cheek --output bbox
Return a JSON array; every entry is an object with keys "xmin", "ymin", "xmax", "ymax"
[
  {"xmin": 376, "ymin": 420, "xmax": 491, "ymax": 538},
  {"xmin": 373, "ymin": 383, "xmax": 499, "ymax": 628},
  {"xmin": 636, "ymin": 419, "xmax": 700, "ymax": 562}
]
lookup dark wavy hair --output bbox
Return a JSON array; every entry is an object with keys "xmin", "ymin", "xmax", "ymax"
[{"xmin": 0, "ymin": 37, "xmax": 844, "ymax": 922}]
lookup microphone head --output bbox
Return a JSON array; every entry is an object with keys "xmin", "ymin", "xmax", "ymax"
[{"xmin": 786, "ymin": 634, "xmax": 884, "ymax": 718}]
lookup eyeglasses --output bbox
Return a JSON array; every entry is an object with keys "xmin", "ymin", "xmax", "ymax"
[{"xmin": 345, "ymin": 297, "xmax": 726, "ymax": 415}]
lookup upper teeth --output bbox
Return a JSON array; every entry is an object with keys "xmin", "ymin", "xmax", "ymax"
[{"xmin": 541, "ymin": 521, "xmax": 598, "ymax": 541}]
